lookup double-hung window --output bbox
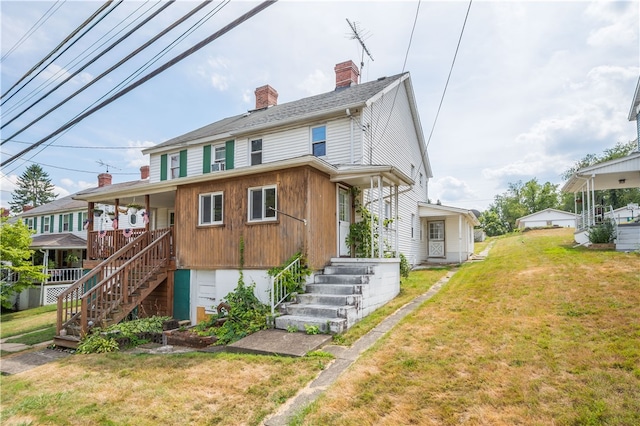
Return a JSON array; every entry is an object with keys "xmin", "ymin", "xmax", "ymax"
[
  {"xmin": 311, "ymin": 125, "xmax": 326, "ymax": 157},
  {"xmin": 170, "ymin": 153, "xmax": 181, "ymax": 179},
  {"xmin": 43, "ymin": 216, "xmax": 51, "ymax": 233},
  {"xmin": 62, "ymin": 213, "xmax": 71, "ymax": 231},
  {"xmin": 248, "ymin": 185, "xmax": 276, "ymax": 222},
  {"xmin": 199, "ymin": 192, "xmax": 223, "ymax": 226},
  {"xmin": 251, "ymin": 139, "xmax": 262, "ymax": 165},
  {"xmin": 26, "ymin": 218, "xmax": 34, "ymax": 230},
  {"xmin": 212, "ymin": 145, "xmax": 226, "ymax": 171}
]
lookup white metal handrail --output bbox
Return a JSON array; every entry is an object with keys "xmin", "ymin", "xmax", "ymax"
[{"xmin": 270, "ymin": 255, "xmax": 301, "ymax": 315}]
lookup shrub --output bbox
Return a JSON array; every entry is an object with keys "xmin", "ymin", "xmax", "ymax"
[
  {"xmin": 214, "ymin": 281, "xmax": 269, "ymax": 345},
  {"xmin": 588, "ymin": 219, "xmax": 615, "ymax": 244},
  {"xmin": 76, "ymin": 316, "xmax": 170, "ymax": 354}
]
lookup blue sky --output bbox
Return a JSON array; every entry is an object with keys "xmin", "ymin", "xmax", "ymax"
[{"xmin": 1, "ymin": 0, "xmax": 638, "ymax": 211}]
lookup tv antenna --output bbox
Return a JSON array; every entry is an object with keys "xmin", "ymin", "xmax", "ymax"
[
  {"xmin": 346, "ymin": 18, "xmax": 374, "ymax": 82},
  {"xmin": 96, "ymin": 159, "xmax": 121, "ymax": 173}
]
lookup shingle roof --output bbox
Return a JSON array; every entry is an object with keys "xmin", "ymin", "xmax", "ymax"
[
  {"xmin": 145, "ymin": 73, "xmax": 407, "ymax": 152},
  {"xmin": 30, "ymin": 233, "xmax": 86, "ymax": 249},
  {"xmin": 20, "ymin": 194, "xmax": 87, "ymax": 216}
]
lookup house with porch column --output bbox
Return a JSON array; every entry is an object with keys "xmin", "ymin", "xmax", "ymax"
[{"xmin": 55, "ymin": 60, "xmax": 478, "ymax": 346}]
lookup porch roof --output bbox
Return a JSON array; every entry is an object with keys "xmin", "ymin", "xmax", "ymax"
[
  {"xmin": 331, "ymin": 164, "xmax": 414, "ymax": 187},
  {"xmin": 418, "ymin": 202, "xmax": 480, "ymax": 226},
  {"xmin": 561, "ymin": 151, "xmax": 640, "ymax": 193},
  {"xmin": 30, "ymin": 233, "xmax": 86, "ymax": 250}
]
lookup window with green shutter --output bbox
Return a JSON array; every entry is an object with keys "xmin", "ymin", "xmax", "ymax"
[
  {"xmin": 160, "ymin": 154, "xmax": 168, "ymax": 181},
  {"xmin": 203, "ymin": 145, "xmax": 211, "ymax": 174},
  {"xmin": 225, "ymin": 140, "xmax": 234, "ymax": 170}
]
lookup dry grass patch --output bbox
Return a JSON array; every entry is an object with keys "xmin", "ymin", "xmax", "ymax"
[
  {"xmin": 0, "ymin": 351, "xmax": 328, "ymax": 425},
  {"xmin": 299, "ymin": 228, "xmax": 640, "ymax": 425}
]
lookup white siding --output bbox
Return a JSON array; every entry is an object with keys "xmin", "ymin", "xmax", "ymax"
[
  {"xmin": 186, "ymin": 146, "xmax": 203, "ymax": 177},
  {"xmin": 149, "ymin": 154, "xmax": 161, "ymax": 183}
]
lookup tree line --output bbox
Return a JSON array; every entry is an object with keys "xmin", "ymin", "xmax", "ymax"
[{"xmin": 480, "ymin": 140, "xmax": 640, "ymax": 236}]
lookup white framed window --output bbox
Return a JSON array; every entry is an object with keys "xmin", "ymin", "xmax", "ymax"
[
  {"xmin": 251, "ymin": 139, "xmax": 262, "ymax": 165},
  {"xmin": 43, "ymin": 216, "xmax": 50, "ymax": 233},
  {"xmin": 211, "ymin": 145, "xmax": 226, "ymax": 171},
  {"xmin": 62, "ymin": 213, "xmax": 71, "ymax": 231},
  {"xmin": 199, "ymin": 192, "xmax": 223, "ymax": 226},
  {"xmin": 311, "ymin": 125, "xmax": 326, "ymax": 157},
  {"xmin": 26, "ymin": 218, "xmax": 34, "ymax": 230},
  {"xmin": 248, "ymin": 185, "xmax": 276, "ymax": 222},
  {"xmin": 170, "ymin": 153, "xmax": 181, "ymax": 179},
  {"xmin": 78, "ymin": 211, "xmax": 87, "ymax": 231}
]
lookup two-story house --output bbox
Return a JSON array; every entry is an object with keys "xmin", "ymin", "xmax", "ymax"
[{"xmin": 55, "ymin": 60, "xmax": 479, "ymax": 346}]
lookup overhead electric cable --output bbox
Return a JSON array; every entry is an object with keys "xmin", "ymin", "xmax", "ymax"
[
  {"xmin": 1, "ymin": 0, "xmax": 67, "ymax": 62},
  {"xmin": 425, "ymin": 0, "xmax": 472, "ymax": 150},
  {"xmin": 1, "ymin": 0, "xmax": 174, "ymax": 130},
  {"xmin": 100, "ymin": 1, "xmax": 229, "ymax": 103},
  {"xmin": 1, "ymin": 0, "xmax": 114, "ymax": 100},
  {"xmin": 1, "ymin": 0, "xmax": 123, "ymax": 107},
  {"xmin": 2, "ymin": 0, "xmax": 161, "ymax": 118},
  {"xmin": 0, "ymin": 0, "xmax": 213, "ymax": 145},
  {"xmin": 0, "ymin": 0, "xmax": 278, "ymax": 167}
]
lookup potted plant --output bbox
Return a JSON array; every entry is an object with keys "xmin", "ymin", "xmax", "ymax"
[
  {"xmin": 127, "ymin": 203, "xmax": 144, "ymax": 214},
  {"xmin": 107, "ymin": 210, "xmax": 117, "ymax": 219},
  {"xmin": 93, "ymin": 208, "xmax": 103, "ymax": 217}
]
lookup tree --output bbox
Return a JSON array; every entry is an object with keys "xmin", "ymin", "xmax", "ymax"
[
  {"xmin": 484, "ymin": 178, "xmax": 563, "ymax": 235},
  {"xmin": 9, "ymin": 164, "xmax": 57, "ymax": 213},
  {"xmin": 479, "ymin": 209, "xmax": 508, "ymax": 237},
  {"xmin": 0, "ymin": 217, "xmax": 48, "ymax": 309},
  {"xmin": 562, "ymin": 140, "xmax": 640, "ymax": 210}
]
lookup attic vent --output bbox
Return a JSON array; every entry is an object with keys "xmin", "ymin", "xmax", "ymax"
[{"xmin": 377, "ymin": 76, "xmax": 387, "ymax": 81}]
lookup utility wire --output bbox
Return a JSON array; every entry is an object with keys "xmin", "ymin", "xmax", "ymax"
[
  {"xmin": 1, "ymin": 0, "xmax": 67, "ymax": 62},
  {"xmin": 2, "ymin": 0, "xmax": 160, "ymax": 118},
  {"xmin": 1, "ymin": 1, "xmax": 174, "ymax": 130},
  {"xmin": 0, "ymin": 0, "xmax": 212, "ymax": 146},
  {"xmin": 1, "ymin": 0, "xmax": 278, "ymax": 167},
  {"xmin": 1, "ymin": 0, "xmax": 116, "ymax": 101}
]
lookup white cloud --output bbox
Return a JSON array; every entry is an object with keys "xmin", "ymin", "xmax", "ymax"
[
  {"xmin": 0, "ymin": 172, "xmax": 19, "ymax": 209},
  {"xmin": 121, "ymin": 140, "xmax": 155, "ymax": 169},
  {"xmin": 586, "ymin": 2, "xmax": 639, "ymax": 47},
  {"xmin": 196, "ymin": 56, "xmax": 231, "ymax": 91},
  {"xmin": 298, "ymin": 69, "xmax": 330, "ymax": 96},
  {"xmin": 429, "ymin": 176, "xmax": 476, "ymax": 205}
]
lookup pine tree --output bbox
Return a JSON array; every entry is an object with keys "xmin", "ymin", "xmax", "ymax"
[{"xmin": 9, "ymin": 164, "xmax": 57, "ymax": 213}]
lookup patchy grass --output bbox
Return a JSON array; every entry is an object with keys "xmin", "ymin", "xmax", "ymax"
[
  {"xmin": 1, "ymin": 305, "xmax": 57, "ymax": 339},
  {"xmin": 0, "ymin": 351, "xmax": 330, "ymax": 425},
  {"xmin": 4, "ymin": 326, "xmax": 55, "ymax": 346},
  {"xmin": 332, "ymin": 267, "xmax": 450, "ymax": 346},
  {"xmin": 300, "ymin": 228, "xmax": 640, "ymax": 425}
]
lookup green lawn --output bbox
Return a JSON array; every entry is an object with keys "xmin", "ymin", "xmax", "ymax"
[{"xmin": 1, "ymin": 304, "xmax": 57, "ymax": 339}]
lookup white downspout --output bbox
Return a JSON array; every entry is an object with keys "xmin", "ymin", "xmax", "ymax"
[
  {"xmin": 458, "ymin": 215, "xmax": 462, "ymax": 264},
  {"xmin": 378, "ymin": 175, "xmax": 383, "ymax": 258},
  {"xmin": 39, "ymin": 249, "xmax": 48, "ymax": 306}
]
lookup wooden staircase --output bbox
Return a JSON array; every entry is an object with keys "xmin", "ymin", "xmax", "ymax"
[{"xmin": 54, "ymin": 228, "xmax": 172, "ymax": 349}]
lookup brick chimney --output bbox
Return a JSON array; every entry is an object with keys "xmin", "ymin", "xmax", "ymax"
[
  {"xmin": 255, "ymin": 85, "xmax": 278, "ymax": 109},
  {"xmin": 22, "ymin": 205, "xmax": 34, "ymax": 212},
  {"xmin": 335, "ymin": 60, "xmax": 360, "ymax": 89},
  {"xmin": 140, "ymin": 165, "xmax": 149, "ymax": 180},
  {"xmin": 98, "ymin": 173, "xmax": 112, "ymax": 187}
]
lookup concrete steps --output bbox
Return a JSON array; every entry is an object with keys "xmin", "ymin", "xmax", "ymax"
[{"xmin": 274, "ymin": 263, "xmax": 374, "ymax": 334}]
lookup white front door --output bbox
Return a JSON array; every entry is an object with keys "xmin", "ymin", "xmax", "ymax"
[
  {"xmin": 338, "ymin": 187, "xmax": 351, "ymax": 256},
  {"xmin": 428, "ymin": 220, "xmax": 445, "ymax": 258}
]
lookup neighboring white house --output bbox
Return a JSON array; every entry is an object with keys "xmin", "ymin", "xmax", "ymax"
[{"xmin": 515, "ymin": 208, "xmax": 577, "ymax": 229}]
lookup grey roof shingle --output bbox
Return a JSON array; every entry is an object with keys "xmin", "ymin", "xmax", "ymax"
[
  {"xmin": 147, "ymin": 73, "xmax": 407, "ymax": 151},
  {"xmin": 20, "ymin": 194, "xmax": 88, "ymax": 216}
]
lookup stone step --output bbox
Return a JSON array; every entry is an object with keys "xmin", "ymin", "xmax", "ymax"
[
  {"xmin": 296, "ymin": 293, "xmax": 361, "ymax": 306},
  {"xmin": 284, "ymin": 303, "xmax": 357, "ymax": 320},
  {"xmin": 274, "ymin": 314, "xmax": 347, "ymax": 334},
  {"xmin": 305, "ymin": 283, "xmax": 362, "ymax": 295},
  {"xmin": 314, "ymin": 274, "xmax": 369, "ymax": 285},
  {"xmin": 323, "ymin": 265, "xmax": 373, "ymax": 276}
]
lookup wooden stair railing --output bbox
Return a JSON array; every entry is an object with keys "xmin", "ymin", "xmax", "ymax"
[{"xmin": 56, "ymin": 228, "xmax": 172, "ymax": 342}]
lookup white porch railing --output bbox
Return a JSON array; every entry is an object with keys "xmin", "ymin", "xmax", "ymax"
[
  {"xmin": 45, "ymin": 268, "xmax": 84, "ymax": 283},
  {"xmin": 270, "ymin": 255, "xmax": 302, "ymax": 315}
]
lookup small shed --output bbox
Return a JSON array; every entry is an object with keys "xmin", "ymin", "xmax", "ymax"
[{"xmin": 515, "ymin": 208, "xmax": 577, "ymax": 229}]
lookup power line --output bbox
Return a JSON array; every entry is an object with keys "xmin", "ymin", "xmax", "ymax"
[
  {"xmin": 2, "ymin": 138, "xmax": 153, "ymax": 150},
  {"xmin": 1, "ymin": 0, "xmax": 279, "ymax": 168},
  {"xmin": 2, "ymin": 0, "xmax": 161, "ymax": 118},
  {"xmin": 1, "ymin": 1, "xmax": 118, "ymax": 102},
  {"xmin": 1, "ymin": 0, "xmax": 174, "ymax": 130},
  {"xmin": 1, "ymin": 0, "xmax": 67, "ymax": 62},
  {"xmin": 0, "ymin": 0, "xmax": 213, "ymax": 146}
]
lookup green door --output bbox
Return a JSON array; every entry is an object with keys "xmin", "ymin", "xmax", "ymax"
[{"xmin": 173, "ymin": 270, "xmax": 190, "ymax": 320}]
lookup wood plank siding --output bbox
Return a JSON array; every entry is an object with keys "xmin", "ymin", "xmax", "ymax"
[{"xmin": 174, "ymin": 165, "xmax": 337, "ymax": 270}]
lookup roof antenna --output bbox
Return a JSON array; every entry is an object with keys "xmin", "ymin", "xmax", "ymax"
[
  {"xmin": 96, "ymin": 159, "xmax": 121, "ymax": 173},
  {"xmin": 346, "ymin": 18, "xmax": 374, "ymax": 83}
]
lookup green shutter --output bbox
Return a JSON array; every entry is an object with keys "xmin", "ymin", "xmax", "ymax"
[
  {"xmin": 40, "ymin": 216, "xmax": 44, "ymax": 233},
  {"xmin": 34, "ymin": 217, "xmax": 37, "ymax": 233},
  {"xmin": 160, "ymin": 154, "xmax": 168, "ymax": 181},
  {"xmin": 225, "ymin": 140, "xmax": 234, "ymax": 170},
  {"xmin": 203, "ymin": 145, "xmax": 211, "ymax": 174},
  {"xmin": 77, "ymin": 212, "xmax": 82, "ymax": 231},
  {"xmin": 58, "ymin": 215, "xmax": 62, "ymax": 233},
  {"xmin": 69, "ymin": 214, "xmax": 73, "ymax": 232},
  {"xmin": 179, "ymin": 150, "xmax": 187, "ymax": 177},
  {"xmin": 50, "ymin": 215, "xmax": 54, "ymax": 233}
]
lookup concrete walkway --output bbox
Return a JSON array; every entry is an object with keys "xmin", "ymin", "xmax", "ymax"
[{"xmin": 262, "ymin": 269, "xmax": 458, "ymax": 426}]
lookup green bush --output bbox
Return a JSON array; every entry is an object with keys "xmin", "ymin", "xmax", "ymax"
[
  {"xmin": 76, "ymin": 316, "xmax": 170, "ymax": 354},
  {"xmin": 214, "ymin": 281, "xmax": 269, "ymax": 345},
  {"xmin": 588, "ymin": 219, "xmax": 615, "ymax": 244}
]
